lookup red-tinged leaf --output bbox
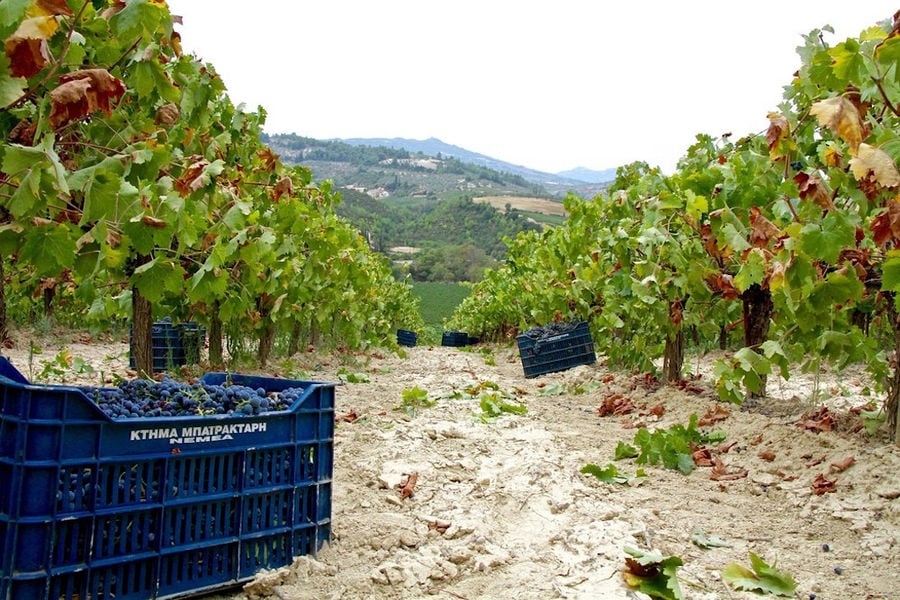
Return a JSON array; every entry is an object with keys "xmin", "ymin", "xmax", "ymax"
[
  {"xmin": 35, "ymin": 0, "xmax": 74, "ymax": 16},
  {"xmin": 257, "ymin": 147, "xmax": 279, "ymax": 171},
  {"xmin": 766, "ymin": 112, "xmax": 792, "ymax": 159},
  {"xmin": 4, "ymin": 15, "xmax": 59, "ymax": 78},
  {"xmin": 794, "ymin": 172, "xmax": 835, "ymax": 210},
  {"xmin": 174, "ymin": 157, "xmax": 210, "ymax": 195},
  {"xmin": 669, "ymin": 299, "xmax": 684, "ymax": 326},
  {"xmin": 830, "ymin": 456, "xmax": 855, "ymax": 473},
  {"xmin": 4, "ymin": 36, "xmax": 52, "ymax": 78},
  {"xmin": 812, "ymin": 473, "xmax": 837, "ymax": 495},
  {"xmin": 870, "ymin": 198, "xmax": 900, "ymax": 246},
  {"xmin": 48, "ymin": 69, "xmax": 126, "ymax": 128},
  {"xmin": 748, "ymin": 207, "xmax": 780, "ymax": 248}
]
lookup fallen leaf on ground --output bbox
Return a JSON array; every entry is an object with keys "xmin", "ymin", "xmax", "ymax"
[
  {"xmin": 806, "ymin": 455, "xmax": 827, "ymax": 468},
  {"xmin": 718, "ymin": 440, "xmax": 738, "ymax": 454},
  {"xmin": 400, "ymin": 472, "xmax": 418, "ymax": 499},
  {"xmin": 336, "ymin": 410, "xmax": 359, "ymax": 423},
  {"xmin": 798, "ymin": 406, "xmax": 834, "ymax": 433},
  {"xmin": 758, "ymin": 449, "xmax": 776, "ymax": 462},
  {"xmin": 598, "ymin": 393, "xmax": 635, "ymax": 417},
  {"xmin": 692, "ymin": 447, "xmax": 714, "ymax": 467},
  {"xmin": 830, "ymin": 456, "xmax": 855, "ymax": 473},
  {"xmin": 710, "ymin": 458, "xmax": 748, "ymax": 481},
  {"xmin": 698, "ymin": 405, "xmax": 731, "ymax": 427},
  {"xmin": 812, "ymin": 473, "xmax": 837, "ymax": 495}
]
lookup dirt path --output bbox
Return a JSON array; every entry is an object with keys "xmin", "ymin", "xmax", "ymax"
[{"xmin": 2, "ymin": 332, "xmax": 898, "ymax": 599}]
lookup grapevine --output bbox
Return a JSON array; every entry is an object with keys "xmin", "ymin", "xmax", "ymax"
[{"xmin": 451, "ymin": 12, "xmax": 900, "ymax": 442}]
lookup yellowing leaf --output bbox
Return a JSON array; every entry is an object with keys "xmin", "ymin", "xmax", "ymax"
[
  {"xmin": 849, "ymin": 144, "xmax": 900, "ymax": 189},
  {"xmin": 4, "ymin": 16, "xmax": 58, "ymax": 77},
  {"xmin": 809, "ymin": 96, "xmax": 864, "ymax": 153}
]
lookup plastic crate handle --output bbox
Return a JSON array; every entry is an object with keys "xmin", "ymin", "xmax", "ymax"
[{"xmin": 0, "ymin": 356, "xmax": 29, "ymax": 384}]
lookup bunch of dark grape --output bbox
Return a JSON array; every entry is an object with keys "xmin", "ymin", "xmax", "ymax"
[
  {"xmin": 522, "ymin": 321, "xmax": 580, "ymax": 341},
  {"xmin": 85, "ymin": 376, "xmax": 303, "ymax": 419}
]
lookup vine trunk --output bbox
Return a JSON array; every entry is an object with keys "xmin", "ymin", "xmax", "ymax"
[{"xmin": 742, "ymin": 284, "xmax": 773, "ymax": 398}]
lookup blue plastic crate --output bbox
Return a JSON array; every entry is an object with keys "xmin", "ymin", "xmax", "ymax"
[
  {"xmin": 516, "ymin": 321, "xmax": 597, "ymax": 378},
  {"xmin": 0, "ymin": 357, "xmax": 334, "ymax": 600},
  {"xmin": 129, "ymin": 319, "xmax": 207, "ymax": 372},
  {"xmin": 397, "ymin": 329, "xmax": 418, "ymax": 347},
  {"xmin": 441, "ymin": 331, "xmax": 470, "ymax": 347}
]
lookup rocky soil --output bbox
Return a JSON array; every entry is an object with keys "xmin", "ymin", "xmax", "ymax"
[{"xmin": 2, "ymin": 328, "xmax": 898, "ymax": 599}]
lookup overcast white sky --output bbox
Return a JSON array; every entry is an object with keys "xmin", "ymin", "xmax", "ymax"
[{"xmin": 166, "ymin": 1, "xmax": 897, "ymax": 175}]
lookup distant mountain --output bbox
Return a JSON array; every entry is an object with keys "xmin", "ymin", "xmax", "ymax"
[
  {"xmin": 556, "ymin": 166, "xmax": 618, "ymax": 184},
  {"xmin": 341, "ymin": 137, "xmax": 615, "ymax": 187}
]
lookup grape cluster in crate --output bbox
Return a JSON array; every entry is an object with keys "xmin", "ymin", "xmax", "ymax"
[{"xmin": 87, "ymin": 376, "xmax": 306, "ymax": 418}]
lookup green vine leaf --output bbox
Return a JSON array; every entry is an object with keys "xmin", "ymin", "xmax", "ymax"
[{"xmin": 722, "ymin": 552, "xmax": 797, "ymax": 597}]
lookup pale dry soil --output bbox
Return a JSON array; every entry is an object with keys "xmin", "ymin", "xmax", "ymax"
[{"xmin": 2, "ymin": 328, "xmax": 899, "ymax": 600}]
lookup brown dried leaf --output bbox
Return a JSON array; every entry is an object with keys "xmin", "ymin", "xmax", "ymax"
[
  {"xmin": 155, "ymin": 102, "xmax": 180, "ymax": 126},
  {"xmin": 400, "ymin": 471, "xmax": 418, "ymax": 499},
  {"xmin": 49, "ymin": 69, "xmax": 126, "ymax": 128},
  {"xmin": 141, "ymin": 215, "xmax": 167, "ymax": 229},
  {"xmin": 811, "ymin": 473, "xmax": 837, "ymax": 495},
  {"xmin": 692, "ymin": 447, "xmax": 715, "ymax": 467},
  {"xmin": 797, "ymin": 406, "xmax": 834, "ymax": 433},
  {"xmin": 273, "ymin": 175, "xmax": 293, "ymax": 202},
  {"xmin": 598, "ymin": 394, "xmax": 635, "ymax": 417},
  {"xmin": 336, "ymin": 410, "xmax": 359, "ymax": 424},
  {"xmin": 748, "ymin": 207, "xmax": 780, "ymax": 247},
  {"xmin": 765, "ymin": 112, "xmax": 792, "ymax": 159},
  {"xmin": 758, "ymin": 449, "xmax": 776, "ymax": 462},
  {"xmin": 710, "ymin": 457, "xmax": 748, "ymax": 481},
  {"xmin": 174, "ymin": 157, "xmax": 210, "ymax": 195},
  {"xmin": 718, "ymin": 440, "xmax": 738, "ymax": 454},
  {"xmin": 698, "ymin": 405, "xmax": 731, "ymax": 427},
  {"xmin": 870, "ymin": 198, "xmax": 900, "ymax": 246},
  {"xmin": 806, "ymin": 455, "xmax": 826, "ymax": 468},
  {"xmin": 830, "ymin": 455, "xmax": 855, "ymax": 473},
  {"xmin": 793, "ymin": 171, "xmax": 835, "ymax": 210},
  {"xmin": 257, "ymin": 147, "xmax": 279, "ymax": 171}
]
